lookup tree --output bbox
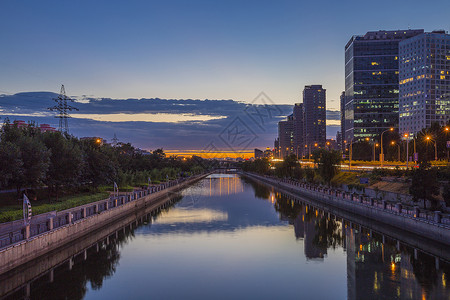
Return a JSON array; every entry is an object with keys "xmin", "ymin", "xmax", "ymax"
[
  {"xmin": 313, "ymin": 149, "xmax": 341, "ymax": 185},
  {"xmin": 409, "ymin": 162, "xmax": 440, "ymax": 209},
  {"xmin": 443, "ymin": 184, "xmax": 450, "ymax": 208},
  {"xmin": 0, "ymin": 141, "xmax": 23, "ymax": 189},
  {"xmin": 42, "ymin": 132, "xmax": 83, "ymax": 200},
  {"xmin": 11, "ymin": 135, "xmax": 50, "ymax": 197}
]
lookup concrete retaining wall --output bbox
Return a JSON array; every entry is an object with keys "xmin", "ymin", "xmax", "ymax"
[
  {"xmin": 243, "ymin": 172, "xmax": 450, "ymax": 246},
  {"xmin": 0, "ymin": 173, "xmax": 209, "ymax": 275}
]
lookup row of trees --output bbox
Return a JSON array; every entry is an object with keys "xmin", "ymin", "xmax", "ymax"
[
  {"xmin": 241, "ymin": 149, "xmax": 449, "ymax": 209},
  {"xmin": 241, "ymin": 150, "xmax": 342, "ymax": 186},
  {"xmin": 0, "ymin": 120, "xmax": 213, "ymax": 200}
]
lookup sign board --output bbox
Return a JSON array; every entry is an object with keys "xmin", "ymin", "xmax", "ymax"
[
  {"xmin": 414, "ymin": 152, "xmax": 419, "ymax": 161},
  {"xmin": 447, "ymin": 141, "xmax": 450, "ymax": 149},
  {"xmin": 359, "ymin": 177, "xmax": 369, "ymax": 184}
]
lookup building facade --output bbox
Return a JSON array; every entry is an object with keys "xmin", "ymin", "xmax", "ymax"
[
  {"xmin": 274, "ymin": 138, "xmax": 280, "ymax": 158},
  {"xmin": 340, "ymin": 91, "xmax": 346, "ymax": 150},
  {"xmin": 344, "ymin": 29, "xmax": 424, "ymax": 143},
  {"xmin": 399, "ymin": 30, "xmax": 450, "ymax": 136},
  {"xmin": 303, "ymin": 85, "xmax": 326, "ymax": 148},
  {"xmin": 278, "ymin": 114, "xmax": 295, "ymax": 158},
  {"xmin": 293, "ymin": 103, "xmax": 304, "ymax": 157}
]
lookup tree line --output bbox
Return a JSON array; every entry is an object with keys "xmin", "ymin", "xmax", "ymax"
[
  {"xmin": 0, "ymin": 119, "xmax": 214, "ymax": 200},
  {"xmin": 348, "ymin": 122, "xmax": 450, "ymax": 161},
  {"xmin": 241, "ymin": 149, "xmax": 450, "ymax": 209}
]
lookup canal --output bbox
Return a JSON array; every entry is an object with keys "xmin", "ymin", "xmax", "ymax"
[{"xmin": 2, "ymin": 173, "xmax": 449, "ymax": 299}]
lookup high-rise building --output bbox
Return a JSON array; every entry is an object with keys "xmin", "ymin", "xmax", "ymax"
[
  {"xmin": 293, "ymin": 103, "xmax": 304, "ymax": 157},
  {"xmin": 303, "ymin": 85, "xmax": 326, "ymax": 148},
  {"xmin": 254, "ymin": 148, "xmax": 264, "ymax": 159},
  {"xmin": 344, "ymin": 29, "xmax": 424, "ymax": 142},
  {"xmin": 278, "ymin": 114, "xmax": 294, "ymax": 158},
  {"xmin": 274, "ymin": 138, "xmax": 280, "ymax": 158},
  {"xmin": 336, "ymin": 131, "xmax": 342, "ymax": 150},
  {"xmin": 399, "ymin": 30, "xmax": 450, "ymax": 136},
  {"xmin": 340, "ymin": 91, "xmax": 346, "ymax": 150}
]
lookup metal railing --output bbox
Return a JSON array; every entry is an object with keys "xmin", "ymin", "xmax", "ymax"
[
  {"xmin": 247, "ymin": 172, "xmax": 450, "ymax": 229},
  {"xmin": 0, "ymin": 175, "xmax": 200, "ymax": 249}
]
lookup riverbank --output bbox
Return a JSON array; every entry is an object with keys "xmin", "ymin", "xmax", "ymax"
[
  {"xmin": 0, "ymin": 172, "xmax": 210, "ymax": 275},
  {"xmin": 242, "ymin": 172, "xmax": 450, "ymax": 246}
]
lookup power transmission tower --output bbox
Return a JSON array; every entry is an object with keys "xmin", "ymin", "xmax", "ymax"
[
  {"xmin": 112, "ymin": 133, "xmax": 119, "ymax": 146},
  {"xmin": 48, "ymin": 85, "xmax": 78, "ymax": 133}
]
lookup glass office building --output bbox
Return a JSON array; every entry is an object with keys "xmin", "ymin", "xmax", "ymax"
[
  {"xmin": 344, "ymin": 29, "xmax": 424, "ymax": 143},
  {"xmin": 399, "ymin": 30, "xmax": 450, "ymax": 136},
  {"xmin": 303, "ymin": 85, "xmax": 326, "ymax": 148}
]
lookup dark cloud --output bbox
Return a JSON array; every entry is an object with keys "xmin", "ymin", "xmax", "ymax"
[{"xmin": 0, "ymin": 92, "xmax": 341, "ymax": 151}]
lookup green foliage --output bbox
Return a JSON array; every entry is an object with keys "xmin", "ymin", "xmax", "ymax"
[
  {"xmin": 409, "ymin": 162, "xmax": 440, "ymax": 209},
  {"xmin": 0, "ymin": 119, "xmax": 213, "ymax": 208},
  {"xmin": 312, "ymin": 149, "xmax": 341, "ymax": 185},
  {"xmin": 443, "ymin": 184, "xmax": 450, "ymax": 208},
  {"xmin": 0, "ymin": 192, "xmax": 109, "ymax": 223},
  {"xmin": 304, "ymin": 167, "xmax": 315, "ymax": 183}
]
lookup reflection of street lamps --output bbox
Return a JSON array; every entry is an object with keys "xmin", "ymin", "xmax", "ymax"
[
  {"xmin": 391, "ymin": 141, "xmax": 400, "ymax": 162},
  {"xmin": 380, "ymin": 127, "xmax": 394, "ymax": 167},
  {"xmin": 425, "ymin": 136, "xmax": 438, "ymax": 161}
]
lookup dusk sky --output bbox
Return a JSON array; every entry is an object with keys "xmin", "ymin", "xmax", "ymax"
[{"xmin": 1, "ymin": 0, "xmax": 449, "ymax": 151}]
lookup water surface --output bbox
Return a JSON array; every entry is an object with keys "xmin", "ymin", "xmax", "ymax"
[{"xmin": 5, "ymin": 174, "xmax": 450, "ymax": 299}]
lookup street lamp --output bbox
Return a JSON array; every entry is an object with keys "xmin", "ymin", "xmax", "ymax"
[
  {"xmin": 365, "ymin": 138, "xmax": 378, "ymax": 162},
  {"xmin": 425, "ymin": 136, "xmax": 438, "ymax": 161},
  {"xmin": 374, "ymin": 143, "xmax": 379, "ymax": 161},
  {"xmin": 391, "ymin": 141, "xmax": 400, "ymax": 162},
  {"xmin": 403, "ymin": 133, "xmax": 410, "ymax": 168},
  {"xmin": 349, "ymin": 139, "xmax": 356, "ymax": 170},
  {"xmin": 380, "ymin": 127, "xmax": 394, "ymax": 167},
  {"xmin": 444, "ymin": 127, "xmax": 449, "ymax": 163}
]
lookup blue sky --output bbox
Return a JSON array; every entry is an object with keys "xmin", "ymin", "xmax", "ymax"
[
  {"xmin": 1, "ymin": 0, "xmax": 449, "ymax": 150},
  {"xmin": 1, "ymin": 0, "xmax": 449, "ymax": 107}
]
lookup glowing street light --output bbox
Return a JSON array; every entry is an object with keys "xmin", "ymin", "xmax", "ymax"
[
  {"xmin": 391, "ymin": 141, "xmax": 400, "ymax": 162},
  {"xmin": 380, "ymin": 127, "xmax": 394, "ymax": 167},
  {"xmin": 425, "ymin": 135, "xmax": 438, "ymax": 161}
]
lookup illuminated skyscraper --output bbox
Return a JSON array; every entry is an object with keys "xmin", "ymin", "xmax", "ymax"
[
  {"xmin": 399, "ymin": 30, "xmax": 450, "ymax": 136},
  {"xmin": 303, "ymin": 85, "xmax": 326, "ymax": 148},
  {"xmin": 293, "ymin": 103, "xmax": 304, "ymax": 157},
  {"xmin": 278, "ymin": 114, "xmax": 294, "ymax": 158},
  {"xmin": 344, "ymin": 29, "xmax": 424, "ymax": 143}
]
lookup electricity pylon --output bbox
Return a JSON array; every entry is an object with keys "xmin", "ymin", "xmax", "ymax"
[{"xmin": 48, "ymin": 85, "xmax": 78, "ymax": 133}]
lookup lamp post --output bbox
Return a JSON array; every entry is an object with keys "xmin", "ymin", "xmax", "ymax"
[
  {"xmin": 365, "ymin": 137, "xmax": 378, "ymax": 162},
  {"xmin": 304, "ymin": 145, "xmax": 308, "ymax": 162},
  {"xmin": 380, "ymin": 127, "xmax": 394, "ymax": 167},
  {"xmin": 403, "ymin": 133, "xmax": 409, "ymax": 169},
  {"xmin": 391, "ymin": 141, "xmax": 400, "ymax": 162},
  {"xmin": 349, "ymin": 139, "xmax": 355, "ymax": 170},
  {"xmin": 445, "ymin": 127, "xmax": 449, "ymax": 164},
  {"xmin": 426, "ymin": 136, "xmax": 438, "ymax": 161}
]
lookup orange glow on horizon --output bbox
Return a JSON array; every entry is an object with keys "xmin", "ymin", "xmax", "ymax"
[{"xmin": 164, "ymin": 150, "xmax": 254, "ymax": 159}]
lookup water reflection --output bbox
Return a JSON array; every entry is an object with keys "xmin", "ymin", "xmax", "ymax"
[{"xmin": 3, "ymin": 174, "xmax": 449, "ymax": 299}]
